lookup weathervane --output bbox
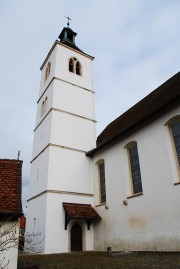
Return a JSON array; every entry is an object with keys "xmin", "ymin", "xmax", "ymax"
[{"xmin": 65, "ymin": 16, "xmax": 72, "ymax": 28}]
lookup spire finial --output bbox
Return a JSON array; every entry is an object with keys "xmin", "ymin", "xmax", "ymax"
[{"xmin": 65, "ymin": 16, "xmax": 72, "ymax": 28}]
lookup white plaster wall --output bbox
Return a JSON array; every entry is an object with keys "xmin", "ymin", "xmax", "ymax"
[
  {"xmin": 25, "ymin": 195, "xmax": 47, "ymax": 253},
  {"xmin": 0, "ymin": 221, "xmax": 19, "ymax": 269},
  {"xmin": 35, "ymin": 80, "xmax": 54, "ymax": 127},
  {"xmin": 39, "ymin": 42, "xmax": 94, "ymax": 98},
  {"xmin": 54, "ymin": 44, "xmax": 94, "ymax": 91},
  {"xmin": 51, "ymin": 112, "xmax": 96, "ymax": 152},
  {"xmin": 44, "ymin": 193, "xmax": 94, "ymax": 253},
  {"xmin": 39, "ymin": 46, "xmax": 57, "ymax": 97},
  {"xmin": 47, "ymin": 147, "xmax": 92, "ymax": 194},
  {"xmin": 27, "ymin": 37, "xmax": 96, "ymax": 254},
  {"xmin": 53, "ymin": 79, "xmax": 95, "ymax": 120},
  {"xmin": 92, "ymin": 106, "xmax": 180, "ymax": 251},
  {"xmin": 32, "ymin": 112, "xmax": 52, "ymax": 159},
  {"xmin": 28, "ymin": 148, "xmax": 49, "ymax": 198}
]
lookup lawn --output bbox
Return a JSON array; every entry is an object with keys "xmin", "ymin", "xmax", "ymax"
[{"xmin": 18, "ymin": 251, "xmax": 180, "ymax": 269}]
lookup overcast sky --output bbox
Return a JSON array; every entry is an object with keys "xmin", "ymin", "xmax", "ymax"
[{"xmin": 0, "ymin": 0, "xmax": 180, "ymax": 212}]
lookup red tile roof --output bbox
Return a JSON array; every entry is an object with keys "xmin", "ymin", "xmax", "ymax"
[
  {"xmin": 0, "ymin": 159, "xmax": 23, "ymax": 219},
  {"xmin": 87, "ymin": 72, "xmax": 180, "ymax": 156},
  {"xmin": 63, "ymin": 203, "xmax": 101, "ymax": 220}
]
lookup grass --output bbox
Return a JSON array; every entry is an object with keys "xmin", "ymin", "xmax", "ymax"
[{"xmin": 18, "ymin": 251, "xmax": 180, "ymax": 269}]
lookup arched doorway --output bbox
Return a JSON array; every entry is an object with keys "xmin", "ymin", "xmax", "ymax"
[{"xmin": 70, "ymin": 223, "xmax": 82, "ymax": 251}]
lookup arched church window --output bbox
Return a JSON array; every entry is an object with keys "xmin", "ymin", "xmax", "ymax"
[
  {"xmin": 44, "ymin": 62, "xmax": 51, "ymax": 82},
  {"xmin": 165, "ymin": 116, "xmax": 180, "ymax": 172},
  {"xmin": 69, "ymin": 58, "xmax": 82, "ymax": 76},
  {"xmin": 69, "ymin": 58, "xmax": 74, "ymax": 73},
  {"xmin": 41, "ymin": 101, "xmax": 45, "ymax": 116},
  {"xmin": 124, "ymin": 141, "xmax": 143, "ymax": 195},
  {"xmin": 41, "ymin": 97, "xmax": 48, "ymax": 117},
  {"xmin": 76, "ymin": 61, "xmax": 81, "ymax": 75}
]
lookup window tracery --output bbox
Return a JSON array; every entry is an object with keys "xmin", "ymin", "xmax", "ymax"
[{"xmin": 69, "ymin": 57, "xmax": 82, "ymax": 76}]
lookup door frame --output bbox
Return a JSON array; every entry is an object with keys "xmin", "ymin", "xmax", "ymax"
[{"xmin": 68, "ymin": 221, "xmax": 85, "ymax": 251}]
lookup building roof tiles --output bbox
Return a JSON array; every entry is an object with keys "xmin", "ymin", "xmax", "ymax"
[{"xmin": 0, "ymin": 159, "xmax": 23, "ymax": 219}]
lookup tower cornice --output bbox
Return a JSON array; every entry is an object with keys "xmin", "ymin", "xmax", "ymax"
[{"xmin": 40, "ymin": 41, "xmax": 94, "ymax": 71}]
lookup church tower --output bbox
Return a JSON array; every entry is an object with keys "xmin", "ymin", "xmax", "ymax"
[{"xmin": 26, "ymin": 23, "xmax": 100, "ymax": 253}]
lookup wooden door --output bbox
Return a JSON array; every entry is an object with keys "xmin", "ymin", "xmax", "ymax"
[{"xmin": 71, "ymin": 223, "xmax": 82, "ymax": 251}]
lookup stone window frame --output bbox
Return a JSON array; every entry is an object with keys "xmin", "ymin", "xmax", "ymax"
[
  {"xmin": 165, "ymin": 115, "xmax": 180, "ymax": 181},
  {"xmin": 96, "ymin": 159, "xmax": 106, "ymax": 204},
  {"xmin": 69, "ymin": 57, "xmax": 82, "ymax": 76},
  {"xmin": 41, "ymin": 97, "xmax": 48, "ymax": 117},
  {"xmin": 124, "ymin": 141, "xmax": 143, "ymax": 195},
  {"xmin": 44, "ymin": 62, "xmax": 51, "ymax": 82}
]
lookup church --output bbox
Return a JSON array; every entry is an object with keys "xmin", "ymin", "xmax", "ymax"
[{"xmin": 25, "ymin": 23, "xmax": 180, "ymax": 253}]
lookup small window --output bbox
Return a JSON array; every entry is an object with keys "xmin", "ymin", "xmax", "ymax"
[
  {"xmin": 69, "ymin": 58, "xmax": 82, "ymax": 76},
  {"xmin": 128, "ymin": 142, "xmax": 143, "ymax": 194},
  {"xmin": 67, "ymin": 32, "xmax": 73, "ymax": 43},
  {"xmin": 44, "ymin": 62, "xmax": 51, "ymax": 82},
  {"xmin": 171, "ymin": 121, "xmax": 180, "ymax": 168},
  {"xmin": 76, "ymin": 61, "xmax": 81, "ymax": 75},
  {"xmin": 98, "ymin": 161, "xmax": 106, "ymax": 203},
  {"xmin": 41, "ymin": 101, "xmax": 45, "ymax": 116},
  {"xmin": 41, "ymin": 97, "xmax": 48, "ymax": 117},
  {"xmin": 69, "ymin": 58, "xmax": 74, "ymax": 73},
  {"xmin": 165, "ymin": 116, "xmax": 180, "ymax": 173}
]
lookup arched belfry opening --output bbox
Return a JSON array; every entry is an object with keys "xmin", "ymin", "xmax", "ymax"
[{"xmin": 70, "ymin": 223, "xmax": 82, "ymax": 251}]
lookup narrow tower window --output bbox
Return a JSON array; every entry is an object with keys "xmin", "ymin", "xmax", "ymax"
[
  {"xmin": 69, "ymin": 58, "xmax": 74, "ymax": 73},
  {"xmin": 76, "ymin": 61, "xmax": 81, "ymax": 75},
  {"xmin": 41, "ymin": 101, "xmax": 45, "ymax": 116},
  {"xmin": 67, "ymin": 32, "xmax": 73, "ymax": 43},
  {"xmin": 44, "ymin": 62, "xmax": 51, "ymax": 82},
  {"xmin": 41, "ymin": 97, "xmax": 48, "ymax": 117}
]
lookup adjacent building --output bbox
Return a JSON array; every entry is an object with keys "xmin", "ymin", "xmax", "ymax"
[{"xmin": 0, "ymin": 159, "xmax": 23, "ymax": 269}]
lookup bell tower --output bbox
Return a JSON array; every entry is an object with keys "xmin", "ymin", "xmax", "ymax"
[{"xmin": 26, "ymin": 24, "xmax": 99, "ymax": 253}]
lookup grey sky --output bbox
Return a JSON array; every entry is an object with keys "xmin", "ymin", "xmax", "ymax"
[{"xmin": 0, "ymin": 0, "xmax": 180, "ymax": 212}]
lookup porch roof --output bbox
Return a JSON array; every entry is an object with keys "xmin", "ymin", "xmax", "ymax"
[
  {"xmin": 62, "ymin": 202, "xmax": 101, "ymax": 230},
  {"xmin": 63, "ymin": 202, "xmax": 101, "ymax": 220}
]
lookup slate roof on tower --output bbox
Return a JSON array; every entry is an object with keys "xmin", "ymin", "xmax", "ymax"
[
  {"xmin": 0, "ymin": 159, "xmax": 23, "ymax": 219},
  {"xmin": 58, "ymin": 27, "xmax": 83, "ymax": 52},
  {"xmin": 87, "ymin": 72, "xmax": 180, "ymax": 156}
]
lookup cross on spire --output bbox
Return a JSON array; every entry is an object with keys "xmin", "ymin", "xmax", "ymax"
[{"xmin": 65, "ymin": 16, "xmax": 72, "ymax": 28}]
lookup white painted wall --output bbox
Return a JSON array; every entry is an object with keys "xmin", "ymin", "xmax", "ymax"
[
  {"xmin": 28, "ymin": 148, "xmax": 49, "ymax": 198},
  {"xmin": 39, "ymin": 42, "xmax": 94, "ymax": 98},
  {"xmin": 51, "ymin": 112, "xmax": 96, "ymax": 151},
  {"xmin": 26, "ymin": 34, "xmax": 96, "ymax": 253},
  {"xmin": 32, "ymin": 112, "xmax": 52, "ymax": 159},
  {"xmin": 54, "ymin": 43, "xmax": 94, "ymax": 91},
  {"xmin": 92, "ymin": 106, "xmax": 180, "ymax": 251},
  {"xmin": 25, "ymin": 195, "xmax": 47, "ymax": 253},
  {"xmin": 52, "ymin": 79, "xmax": 95, "ymax": 120},
  {"xmin": 0, "ymin": 221, "xmax": 19, "ymax": 269},
  {"xmin": 44, "ymin": 193, "xmax": 94, "ymax": 253},
  {"xmin": 47, "ymin": 147, "xmax": 92, "ymax": 193}
]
